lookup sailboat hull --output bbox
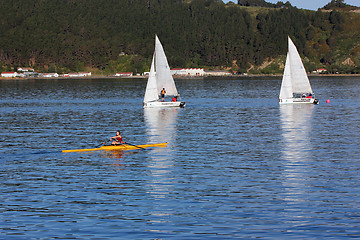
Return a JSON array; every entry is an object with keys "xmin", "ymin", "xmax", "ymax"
[
  {"xmin": 143, "ymin": 101, "xmax": 185, "ymax": 108},
  {"xmin": 279, "ymin": 98, "xmax": 319, "ymax": 104}
]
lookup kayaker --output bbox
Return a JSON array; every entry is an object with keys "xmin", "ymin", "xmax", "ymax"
[
  {"xmin": 110, "ymin": 130, "xmax": 125, "ymax": 145},
  {"xmin": 160, "ymin": 88, "xmax": 166, "ymax": 101}
]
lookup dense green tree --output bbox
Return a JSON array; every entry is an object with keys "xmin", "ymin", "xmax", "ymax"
[
  {"xmin": 324, "ymin": 0, "xmax": 348, "ymax": 9},
  {"xmin": 0, "ymin": 0, "xmax": 358, "ymax": 74},
  {"xmin": 237, "ymin": 0, "xmax": 275, "ymax": 7}
]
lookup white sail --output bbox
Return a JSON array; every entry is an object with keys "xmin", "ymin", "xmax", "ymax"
[
  {"xmin": 143, "ymin": 54, "xmax": 158, "ymax": 103},
  {"xmin": 279, "ymin": 51, "xmax": 293, "ymax": 100},
  {"xmin": 154, "ymin": 35, "xmax": 178, "ymax": 96},
  {"xmin": 287, "ymin": 37, "xmax": 312, "ymax": 94}
]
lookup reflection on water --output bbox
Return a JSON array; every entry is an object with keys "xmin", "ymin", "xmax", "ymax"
[
  {"xmin": 280, "ymin": 104, "xmax": 314, "ymax": 206},
  {"xmin": 103, "ymin": 150, "xmax": 124, "ymax": 159},
  {"xmin": 280, "ymin": 104, "xmax": 314, "ymax": 161},
  {"xmin": 143, "ymin": 108, "xmax": 180, "ymax": 228},
  {"xmin": 144, "ymin": 108, "xmax": 179, "ymax": 201},
  {"xmin": 144, "ymin": 108, "xmax": 179, "ymax": 143}
]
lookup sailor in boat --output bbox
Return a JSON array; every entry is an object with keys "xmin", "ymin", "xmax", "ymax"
[
  {"xmin": 160, "ymin": 88, "xmax": 166, "ymax": 101},
  {"xmin": 172, "ymin": 95, "xmax": 178, "ymax": 102},
  {"xmin": 300, "ymin": 93, "xmax": 313, "ymax": 99},
  {"xmin": 110, "ymin": 130, "xmax": 125, "ymax": 145}
]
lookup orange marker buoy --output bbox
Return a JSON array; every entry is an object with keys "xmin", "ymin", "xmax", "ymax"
[{"xmin": 326, "ymin": 99, "xmax": 330, "ymax": 103}]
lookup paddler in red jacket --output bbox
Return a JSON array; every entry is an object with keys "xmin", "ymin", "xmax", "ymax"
[{"xmin": 110, "ymin": 130, "xmax": 125, "ymax": 145}]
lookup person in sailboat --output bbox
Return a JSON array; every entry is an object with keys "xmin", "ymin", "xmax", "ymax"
[
  {"xmin": 160, "ymin": 88, "xmax": 166, "ymax": 101},
  {"xmin": 172, "ymin": 95, "xmax": 178, "ymax": 102},
  {"xmin": 110, "ymin": 130, "xmax": 125, "ymax": 145}
]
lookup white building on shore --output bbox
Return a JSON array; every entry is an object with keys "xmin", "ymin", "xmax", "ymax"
[
  {"xmin": 171, "ymin": 68, "xmax": 204, "ymax": 76},
  {"xmin": 115, "ymin": 72, "xmax": 133, "ymax": 77},
  {"xmin": 63, "ymin": 72, "xmax": 92, "ymax": 77},
  {"xmin": 42, "ymin": 73, "xmax": 59, "ymax": 78},
  {"xmin": 204, "ymin": 70, "xmax": 232, "ymax": 76},
  {"xmin": 144, "ymin": 68, "xmax": 232, "ymax": 77},
  {"xmin": 17, "ymin": 67, "xmax": 34, "ymax": 72},
  {"xmin": 1, "ymin": 72, "xmax": 18, "ymax": 78}
]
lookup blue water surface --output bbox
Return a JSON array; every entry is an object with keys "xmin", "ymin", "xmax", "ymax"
[{"xmin": 0, "ymin": 77, "xmax": 359, "ymax": 239}]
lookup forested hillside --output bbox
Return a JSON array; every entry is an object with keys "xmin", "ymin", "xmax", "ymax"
[{"xmin": 0, "ymin": 0, "xmax": 359, "ymax": 74}]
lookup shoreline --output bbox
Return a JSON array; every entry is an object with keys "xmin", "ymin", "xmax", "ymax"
[{"xmin": 1, "ymin": 73, "xmax": 359, "ymax": 80}]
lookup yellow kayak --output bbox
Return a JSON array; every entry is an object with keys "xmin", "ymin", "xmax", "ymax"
[{"xmin": 62, "ymin": 142, "xmax": 168, "ymax": 153}]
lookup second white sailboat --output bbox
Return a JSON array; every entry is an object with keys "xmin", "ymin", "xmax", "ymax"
[
  {"xmin": 279, "ymin": 37, "xmax": 319, "ymax": 104},
  {"xmin": 143, "ymin": 35, "xmax": 185, "ymax": 108}
]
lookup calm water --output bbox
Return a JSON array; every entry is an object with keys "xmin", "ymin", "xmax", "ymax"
[{"xmin": 0, "ymin": 77, "xmax": 359, "ymax": 239}]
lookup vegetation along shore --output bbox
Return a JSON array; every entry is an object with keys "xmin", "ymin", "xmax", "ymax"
[{"xmin": 0, "ymin": 0, "xmax": 359, "ymax": 75}]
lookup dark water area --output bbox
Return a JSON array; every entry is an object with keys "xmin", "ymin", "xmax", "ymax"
[{"xmin": 1, "ymin": 77, "xmax": 359, "ymax": 239}]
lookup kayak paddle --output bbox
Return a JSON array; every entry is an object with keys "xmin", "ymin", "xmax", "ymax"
[{"xmin": 96, "ymin": 139, "xmax": 111, "ymax": 148}]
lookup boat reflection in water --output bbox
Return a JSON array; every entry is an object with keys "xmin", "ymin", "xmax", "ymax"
[
  {"xmin": 280, "ymin": 104, "xmax": 314, "ymax": 160},
  {"xmin": 144, "ymin": 107, "xmax": 179, "ymax": 144},
  {"xmin": 280, "ymin": 104, "xmax": 314, "ymax": 210},
  {"xmin": 144, "ymin": 108, "xmax": 179, "ymax": 224},
  {"xmin": 103, "ymin": 150, "xmax": 125, "ymax": 171},
  {"xmin": 143, "ymin": 107, "xmax": 179, "ymax": 178}
]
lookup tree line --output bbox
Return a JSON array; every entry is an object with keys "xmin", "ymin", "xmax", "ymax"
[{"xmin": 0, "ymin": 0, "xmax": 359, "ymax": 74}]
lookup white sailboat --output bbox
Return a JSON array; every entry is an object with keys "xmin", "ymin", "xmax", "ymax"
[
  {"xmin": 143, "ymin": 35, "xmax": 185, "ymax": 108},
  {"xmin": 279, "ymin": 37, "xmax": 319, "ymax": 104}
]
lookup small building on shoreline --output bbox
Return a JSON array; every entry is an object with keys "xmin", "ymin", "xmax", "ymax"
[
  {"xmin": 115, "ymin": 72, "xmax": 133, "ymax": 77},
  {"xmin": 315, "ymin": 68, "xmax": 327, "ymax": 74},
  {"xmin": 171, "ymin": 68, "xmax": 205, "ymax": 76},
  {"xmin": 1, "ymin": 72, "xmax": 18, "ymax": 78},
  {"xmin": 17, "ymin": 67, "xmax": 34, "ymax": 72},
  {"xmin": 204, "ymin": 70, "xmax": 232, "ymax": 76},
  {"xmin": 41, "ymin": 73, "xmax": 59, "ymax": 78},
  {"xmin": 63, "ymin": 72, "xmax": 92, "ymax": 77}
]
